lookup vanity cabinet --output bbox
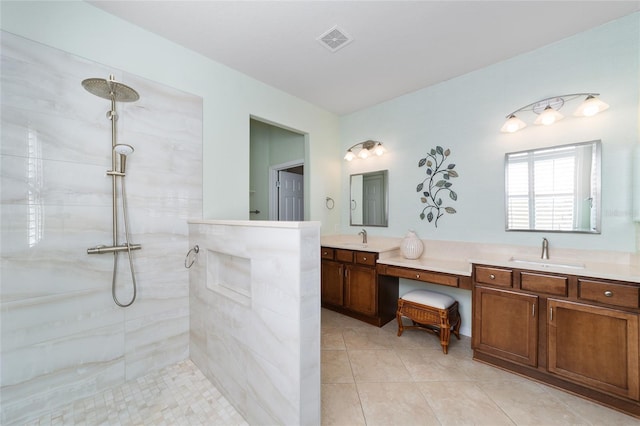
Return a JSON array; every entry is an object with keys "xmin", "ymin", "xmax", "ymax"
[
  {"xmin": 547, "ymin": 298, "xmax": 639, "ymax": 400},
  {"xmin": 473, "ymin": 285, "xmax": 538, "ymax": 367},
  {"xmin": 320, "ymin": 254, "xmax": 344, "ymax": 306},
  {"xmin": 472, "ymin": 264, "xmax": 640, "ymax": 416},
  {"xmin": 320, "ymin": 247, "xmax": 397, "ymax": 326},
  {"xmin": 344, "ymin": 261, "xmax": 377, "ymax": 316}
]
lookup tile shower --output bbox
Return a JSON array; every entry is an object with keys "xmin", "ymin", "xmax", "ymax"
[{"xmin": 1, "ymin": 32, "xmax": 203, "ymax": 423}]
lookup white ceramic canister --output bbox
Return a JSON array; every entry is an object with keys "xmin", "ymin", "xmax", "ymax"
[{"xmin": 400, "ymin": 230, "xmax": 424, "ymax": 259}]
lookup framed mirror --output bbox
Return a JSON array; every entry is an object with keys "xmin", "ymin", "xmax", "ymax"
[
  {"xmin": 350, "ymin": 170, "xmax": 388, "ymax": 227},
  {"xmin": 505, "ymin": 140, "xmax": 601, "ymax": 233}
]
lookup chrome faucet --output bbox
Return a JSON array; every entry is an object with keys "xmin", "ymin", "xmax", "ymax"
[
  {"xmin": 358, "ymin": 229, "xmax": 367, "ymax": 244},
  {"xmin": 541, "ymin": 237, "xmax": 549, "ymax": 260}
]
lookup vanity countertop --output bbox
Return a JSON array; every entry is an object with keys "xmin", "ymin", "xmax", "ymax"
[
  {"xmin": 321, "ymin": 235, "xmax": 639, "ymax": 283},
  {"xmin": 468, "ymin": 256, "xmax": 640, "ymax": 283},
  {"xmin": 320, "ymin": 235, "xmax": 400, "ymax": 254},
  {"xmin": 377, "ymin": 255, "xmax": 639, "ymax": 283}
]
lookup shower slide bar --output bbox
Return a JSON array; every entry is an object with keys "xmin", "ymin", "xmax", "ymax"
[{"xmin": 87, "ymin": 244, "xmax": 142, "ymax": 255}]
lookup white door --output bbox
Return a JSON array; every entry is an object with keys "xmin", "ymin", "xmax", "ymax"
[{"xmin": 278, "ymin": 170, "xmax": 304, "ymax": 221}]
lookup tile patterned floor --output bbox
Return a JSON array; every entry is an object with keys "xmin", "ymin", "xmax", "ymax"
[
  {"xmin": 24, "ymin": 360, "xmax": 247, "ymax": 426},
  {"xmin": 22, "ymin": 309, "xmax": 640, "ymax": 425},
  {"xmin": 321, "ymin": 308, "xmax": 640, "ymax": 426}
]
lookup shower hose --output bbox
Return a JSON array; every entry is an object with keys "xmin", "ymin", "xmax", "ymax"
[{"xmin": 112, "ymin": 176, "xmax": 137, "ymax": 307}]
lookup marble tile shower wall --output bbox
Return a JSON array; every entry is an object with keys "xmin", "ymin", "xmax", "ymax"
[{"xmin": 0, "ymin": 32, "xmax": 203, "ymax": 424}]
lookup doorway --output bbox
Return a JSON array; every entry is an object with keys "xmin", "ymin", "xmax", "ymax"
[{"xmin": 249, "ymin": 118, "xmax": 306, "ymax": 221}]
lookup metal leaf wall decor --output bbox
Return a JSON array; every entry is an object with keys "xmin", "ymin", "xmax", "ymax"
[{"xmin": 416, "ymin": 146, "xmax": 458, "ymax": 227}]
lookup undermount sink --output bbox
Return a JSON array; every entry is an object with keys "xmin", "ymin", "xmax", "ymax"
[
  {"xmin": 339, "ymin": 242, "xmax": 368, "ymax": 248},
  {"xmin": 509, "ymin": 257, "xmax": 585, "ymax": 270}
]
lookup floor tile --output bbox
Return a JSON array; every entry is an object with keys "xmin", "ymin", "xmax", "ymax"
[
  {"xmin": 343, "ymin": 328, "xmax": 400, "ymax": 350},
  {"xmin": 322, "ymin": 350, "xmax": 354, "ymax": 384},
  {"xmin": 478, "ymin": 380, "xmax": 589, "ymax": 425},
  {"xmin": 349, "ymin": 349, "xmax": 413, "ymax": 383},
  {"xmin": 321, "ymin": 383, "xmax": 366, "ymax": 426},
  {"xmin": 20, "ymin": 360, "xmax": 248, "ymax": 425},
  {"xmin": 322, "ymin": 328, "xmax": 347, "ymax": 350},
  {"xmin": 416, "ymin": 380, "xmax": 515, "ymax": 425},
  {"xmin": 356, "ymin": 381, "xmax": 441, "ymax": 426},
  {"xmin": 396, "ymin": 348, "xmax": 473, "ymax": 382},
  {"xmin": 541, "ymin": 384, "xmax": 640, "ymax": 425}
]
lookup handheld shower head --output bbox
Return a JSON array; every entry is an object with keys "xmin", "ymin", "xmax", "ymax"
[
  {"xmin": 114, "ymin": 144, "xmax": 134, "ymax": 174},
  {"xmin": 114, "ymin": 144, "xmax": 134, "ymax": 156}
]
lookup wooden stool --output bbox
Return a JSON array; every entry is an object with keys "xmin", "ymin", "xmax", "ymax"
[{"xmin": 396, "ymin": 290, "xmax": 461, "ymax": 354}]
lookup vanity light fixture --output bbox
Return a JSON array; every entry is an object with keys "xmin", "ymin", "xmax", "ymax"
[
  {"xmin": 501, "ymin": 93, "xmax": 609, "ymax": 133},
  {"xmin": 344, "ymin": 140, "xmax": 385, "ymax": 161}
]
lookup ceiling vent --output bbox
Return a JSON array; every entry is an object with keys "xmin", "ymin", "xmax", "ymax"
[{"xmin": 317, "ymin": 25, "xmax": 353, "ymax": 52}]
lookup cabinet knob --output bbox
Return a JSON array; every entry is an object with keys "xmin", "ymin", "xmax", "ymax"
[
  {"xmin": 416, "ymin": 274, "xmax": 420, "ymax": 279},
  {"xmin": 489, "ymin": 274, "xmax": 496, "ymax": 280},
  {"xmin": 363, "ymin": 257, "xmax": 367, "ymax": 261},
  {"xmin": 604, "ymin": 290, "xmax": 613, "ymax": 297},
  {"xmin": 323, "ymin": 251, "xmax": 327, "ymax": 255}
]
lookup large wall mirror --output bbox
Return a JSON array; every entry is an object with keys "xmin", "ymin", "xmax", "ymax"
[
  {"xmin": 350, "ymin": 170, "xmax": 388, "ymax": 227},
  {"xmin": 505, "ymin": 140, "xmax": 601, "ymax": 233}
]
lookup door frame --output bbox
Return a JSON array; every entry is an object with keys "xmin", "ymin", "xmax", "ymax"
[{"xmin": 269, "ymin": 159, "xmax": 304, "ymax": 220}]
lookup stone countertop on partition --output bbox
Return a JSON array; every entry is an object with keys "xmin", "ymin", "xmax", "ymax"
[{"xmin": 189, "ymin": 219, "xmax": 321, "ymax": 228}]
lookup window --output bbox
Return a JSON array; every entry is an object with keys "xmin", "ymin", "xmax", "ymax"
[{"xmin": 505, "ymin": 141, "xmax": 600, "ymax": 233}]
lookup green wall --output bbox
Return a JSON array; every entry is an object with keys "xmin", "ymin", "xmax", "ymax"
[{"xmin": 341, "ymin": 12, "xmax": 640, "ymax": 253}]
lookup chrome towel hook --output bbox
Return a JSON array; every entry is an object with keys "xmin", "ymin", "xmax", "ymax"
[{"xmin": 184, "ymin": 245, "xmax": 199, "ymax": 269}]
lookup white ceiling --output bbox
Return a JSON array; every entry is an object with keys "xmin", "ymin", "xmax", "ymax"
[{"xmin": 89, "ymin": 1, "xmax": 640, "ymax": 115}]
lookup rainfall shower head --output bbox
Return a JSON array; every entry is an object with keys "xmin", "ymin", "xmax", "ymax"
[
  {"xmin": 114, "ymin": 144, "xmax": 134, "ymax": 174},
  {"xmin": 82, "ymin": 75, "xmax": 139, "ymax": 102}
]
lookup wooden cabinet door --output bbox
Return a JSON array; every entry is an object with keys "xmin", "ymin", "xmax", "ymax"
[
  {"xmin": 344, "ymin": 265, "xmax": 377, "ymax": 316},
  {"xmin": 473, "ymin": 286, "xmax": 538, "ymax": 367},
  {"xmin": 321, "ymin": 260, "xmax": 344, "ymax": 307},
  {"xmin": 548, "ymin": 299, "xmax": 639, "ymax": 400}
]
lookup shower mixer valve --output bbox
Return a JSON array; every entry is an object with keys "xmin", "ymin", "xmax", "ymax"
[{"xmin": 87, "ymin": 243, "xmax": 142, "ymax": 255}]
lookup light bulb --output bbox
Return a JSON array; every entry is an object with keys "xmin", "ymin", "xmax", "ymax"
[
  {"xmin": 574, "ymin": 95, "xmax": 609, "ymax": 117},
  {"xmin": 358, "ymin": 148, "xmax": 370, "ymax": 159},
  {"xmin": 344, "ymin": 150, "xmax": 356, "ymax": 161},
  {"xmin": 374, "ymin": 143, "xmax": 385, "ymax": 156},
  {"xmin": 500, "ymin": 115, "xmax": 527, "ymax": 133},
  {"xmin": 534, "ymin": 106, "xmax": 564, "ymax": 126}
]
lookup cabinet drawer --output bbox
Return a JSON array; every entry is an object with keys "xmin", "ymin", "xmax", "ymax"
[
  {"xmin": 335, "ymin": 249, "xmax": 354, "ymax": 263},
  {"xmin": 521, "ymin": 272, "xmax": 567, "ymax": 296},
  {"xmin": 355, "ymin": 251, "xmax": 377, "ymax": 266},
  {"xmin": 474, "ymin": 266, "xmax": 512, "ymax": 288},
  {"xmin": 578, "ymin": 279, "xmax": 639, "ymax": 309},
  {"xmin": 321, "ymin": 247, "xmax": 334, "ymax": 260},
  {"xmin": 380, "ymin": 265, "xmax": 458, "ymax": 287}
]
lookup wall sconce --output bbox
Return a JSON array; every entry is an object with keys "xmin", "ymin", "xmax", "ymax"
[
  {"xmin": 344, "ymin": 140, "xmax": 385, "ymax": 161},
  {"xmin": 501, "ymin": 93, "xmax": 609, "ymax": 133}
]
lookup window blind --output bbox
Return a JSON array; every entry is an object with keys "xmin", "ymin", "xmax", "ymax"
[{"xmin": 507, "ymin": 147, "xmax": 577, "ymax": 230}]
